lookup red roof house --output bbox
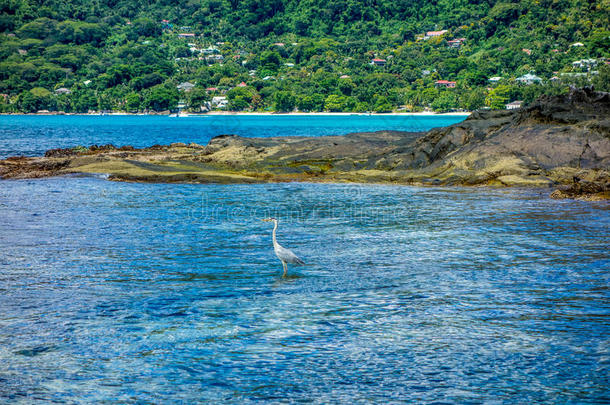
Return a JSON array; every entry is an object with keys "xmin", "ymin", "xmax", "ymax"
[
  {"xmin": 435, "ymin": 80, "xmax": 457, "ymax": 88},
  {"xmin": 370, "ymin": 58, "xmax": 387, "ymax": 66}
]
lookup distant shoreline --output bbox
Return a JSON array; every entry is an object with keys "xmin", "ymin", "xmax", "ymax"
[
  {"xmin": 2, "ymin": 88, "xmax": 608, "ymax": 201},
  {"xmin": 0, "ymin": 111, "xmax": 471, "ymax": 117},
  {"xmin": 202, "ymin": 111, "xmax": 472, "ymax": 117}
]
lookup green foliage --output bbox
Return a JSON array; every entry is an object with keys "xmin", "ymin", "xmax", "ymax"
[
  {"xmin": 485, "ymin": 85, "xmax": 510, "ymax": 110},
  {"xmin": 297, "ymin": 94, "xmax": 324, "ymax": 112},
  {"xmin": 588, "ymin": 30, "xmax": 610, "ymax": 57},
  {"xmin": 488, "ymin": 3, "xmax": 522, "ymax": 24},
  {"xmin": 373, "ymin": 96, "xmax": 393, "ymax": 113},
  {"xmin": 260, "ymin": 50, "xmax": 281, "ymax": 72},
  {"xmin": 274, "ymin": 90, "xmax": 295, "ymax": 112},
  {"xmin": 324, "ymin": 94, "xmax": 344, "ymax": 112},
  {"xmin": 131, "ymin": 73, "xmax": 165, "ymax": 91},
  {"xmin": 592, "ymin": 65, "xmax": 610, "ymax": 92},
  {"xmin": 18, "ymin": 87, "xmax": 54, "ymax": 112},
  {"xmin": 124, "ymin": 92, "xmax": 141, "ymax": 112},
  {"xmin": 462, "ymin": 88, "xmax": 486, "ymax": 111},
  {"xmin": 17, "ymin": 18, "xmax": 56, "ymax": 39},
  {"xmin": 144, "ymin": 85, "xmax": 179, "ymax": 111},
  {"xmin": 56, "ymin": 21, "xmax": 108, "ymax": 45},
  {"xmin": 431, "ymin": 92, "xmax": 458, "ymax": 112},
  {"xmin": 227, "ymin": 87, "xmax": 254, "ymax": 111},
  {"xmin": 0, "ymin": 0, "xmax": 607, "ymax": 113},
  {"xmin": 464, "ymin": 71, "xmax": 487, "ymax": 86},
  {"xmin": 227, "ymin": 87, "xmax": 255, "ymax": 111},
  {"xmin": 352, "ymin": 102, "xmax": 369, "ymax": 112},
  {"xmin": 131, "ymin": 18, "xmax": 161, "ymax": 39},
  {"xmin": 71, "ymin": 145, "xmax": 89, "ymax": 153},
  {"xmin": 338, "ymin": 78, "xmax": 354, "ymax": 96},
  {"xmin": 71, "ymin": 89, "xmax": 97, "ymax": 113},
  {"xmin": 187, "ymin": 88, "xmax": 210, "ymax": 111}
]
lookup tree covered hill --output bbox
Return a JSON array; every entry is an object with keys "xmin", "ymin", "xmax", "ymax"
[{"xmin": 0, "ymin": 0, "xmax": 608, "ymax": 113}]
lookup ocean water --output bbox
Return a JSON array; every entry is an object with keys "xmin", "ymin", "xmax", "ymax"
[
  {"xmin": 1, "ymin": 116, "xmax": 609, "ymax": 403},
  {"xmin": 0, "ymin": 114, "xmax": 466, "ymax": 159},
  {"xmin": 0, "ymin": 178, "xmax": 609, "ymax": 403}
]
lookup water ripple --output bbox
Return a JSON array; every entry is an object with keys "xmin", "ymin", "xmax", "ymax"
[{"xmin": 0, "ymin": 178, "xmax": 608, "ymax": 403}]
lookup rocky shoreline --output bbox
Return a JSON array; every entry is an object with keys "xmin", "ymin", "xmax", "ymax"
[{"xmin": 1, "ymin": 88, "xmax": 609, "ymax": 200}]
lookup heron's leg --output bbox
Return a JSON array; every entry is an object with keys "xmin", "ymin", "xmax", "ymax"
[{"xmin": 282, "ymin": 261, "xmax": 287, "ymax": 277}]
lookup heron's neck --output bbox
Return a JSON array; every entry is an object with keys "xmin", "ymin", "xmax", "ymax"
[{"xmin": 272, "ymin": 220, "xmax": 279, "ymax": 247}]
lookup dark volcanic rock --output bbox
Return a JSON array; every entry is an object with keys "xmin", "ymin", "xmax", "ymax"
[
  {"xmin": 522, "ymin": 87, "xmax": 610, "ymax": 126},
  {"xmin": 89, "ymin": 144, "xmax": 117, "ymax": 152},
  {"xmin": 45, "ymin": 147, "xmax": 79, "ymax": 158},
  {"xmin": 550, "ymin": 175, "xmax": 610, "ymax": 201}
]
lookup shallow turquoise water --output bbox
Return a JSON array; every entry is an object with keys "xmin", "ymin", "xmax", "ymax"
[
  {"xmin": 0, "ymin": 114, "xmax": 465, "ymax": 159},
  {"xmin": 0, "ymin": 177, "xmax": 609, "ymax": 403}
]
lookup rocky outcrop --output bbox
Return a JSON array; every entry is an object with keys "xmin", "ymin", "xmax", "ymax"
[
  {"xmin": 378, "ymin": 88, "xmax": 609, "ymax": 187},
  {"xmin": 1, "ymin": 88, "xmax": 609, "ymax": 199},
  {"xmin": 550, "ymin": 182, "xmax": 610, "ymax": 201},
  {"xmin": 549, "ymin": 170, "xmax": 610, "ymax": 201}
]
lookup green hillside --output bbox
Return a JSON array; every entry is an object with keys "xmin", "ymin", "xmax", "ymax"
[{"xmin": 0, "ymin": 0, "xmax": 608, "ymax": 113}]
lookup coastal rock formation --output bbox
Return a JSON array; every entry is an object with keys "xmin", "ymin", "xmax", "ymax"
[{"xmin": 1, "ymin": 88, "xmax": 609, "ymax": 198}]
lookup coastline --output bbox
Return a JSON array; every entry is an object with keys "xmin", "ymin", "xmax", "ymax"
[
  {"xmin": 1, "ymin": 89, "xmax": 607, "ymax": 200},
  {"xmin": 0, "ymin": 111, "xmax": 471, "ymax": 117},
  {"xmin": 199, "ymin": 111, "xmax": 471, "ymax": 117}
]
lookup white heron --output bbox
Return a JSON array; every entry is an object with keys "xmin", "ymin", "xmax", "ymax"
[{"xmin": 261, "ymin": 218, "xmax": 304, "ymax": 276}]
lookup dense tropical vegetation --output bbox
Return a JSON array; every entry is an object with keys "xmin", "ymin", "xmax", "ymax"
[{"xmin": 0, "ymin": 0, "xmax": 608, "ymax": 113}]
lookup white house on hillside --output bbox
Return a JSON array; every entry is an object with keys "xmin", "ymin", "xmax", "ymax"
[
  {"xmin": 211, "ymin": 96, "xmax": 228, "ymax": 108},
  {"xmin": 177, "ymin": 82, "xmax": 196, "ymax": 92},
  {"xmin": 506, "ymin": 101, "xmax": 522, "ymax": 110},
  {"xmin": 516, "ymin": 73, "xmax": 542, "ymax": 85},
  {"xmin": 370, "ymin": 58, "xmax": 387, "ymax": 66},
  {"xmin": 572, "ymin": 59, "xmax": 598, "ymax": 70},
  {"xmin": 423, "ymin": 30, "xmax": 448, "ymax": 40}
]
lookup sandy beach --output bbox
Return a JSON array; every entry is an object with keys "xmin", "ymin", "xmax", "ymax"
[
  {"xmin": 1, "ymin": 111, "xmax": 472, "ymax": 117},
  {"xmin": 199, "ymin": 111, "xmax": 472, "ymax": 117}
]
